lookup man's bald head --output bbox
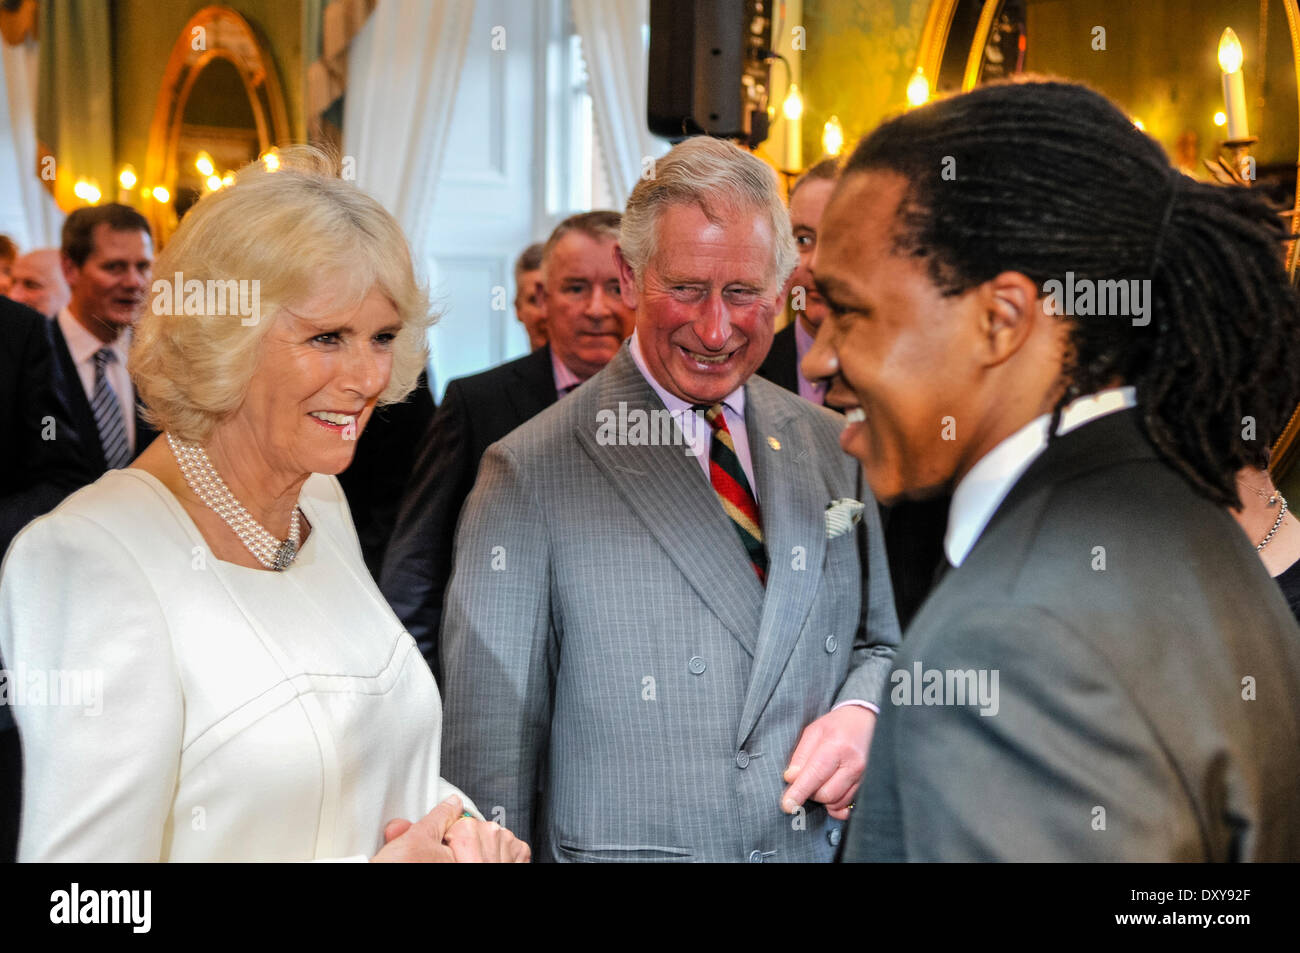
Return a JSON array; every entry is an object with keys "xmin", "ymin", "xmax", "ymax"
[{"xmin": 7, "ymin": 249, "xmax": 70, "ymax": 318}]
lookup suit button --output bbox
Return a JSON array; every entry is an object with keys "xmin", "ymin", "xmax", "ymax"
[
  {"xmin": 688, "ymin": 656, "xmax": 706, "ymax": 675},
  {"xmin": 735, "ymin": 750, "xmax": 750, "ymax": 769},
  {"xmin": 748, "ymin": 849, "xmax": 764, "ymax": 863},
  {"xmin": 824, "ymin": 635, "xmax": 838, "ymax": 653},
  {"xmin": 827, "ymin": 827, "xmax": 842, "ymax": 847}
]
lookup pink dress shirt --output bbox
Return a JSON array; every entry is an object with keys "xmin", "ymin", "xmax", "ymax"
[{"xmin": 793, "ymin": 319, "xmax": 828, "ymax": 406}]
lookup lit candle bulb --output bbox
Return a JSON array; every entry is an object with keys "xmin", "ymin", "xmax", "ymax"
[
  {"xmin": 1218, "ymin": 28, "xmax": 1249, "ymax": 140},
  {"xmin": 73, "ymin": 178, "xmax": 101, "ymax": 204},
  {"xmin": 117, "ymin": 165, "xmax": 137, "ymax": 204},
  {"xmin": 822, "ymin": 116, "xmax": 844, "ymax": 157},
  {"xmin": 782, "ymin": 84, "xmax": 803, "ymax": 172},
  {"xmin": 906, "ymin": 68, "xmax": 930, "ymax": 109}
]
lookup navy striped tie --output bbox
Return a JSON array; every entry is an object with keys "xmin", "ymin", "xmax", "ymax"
[{"xmin": 91, "ymin": 347, "xmax": 132, "ymax": 469}]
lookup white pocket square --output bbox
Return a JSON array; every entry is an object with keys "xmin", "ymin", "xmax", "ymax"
[{"xmin": 825, "ymin": 498, "xmax": 865, "ymax": 539}]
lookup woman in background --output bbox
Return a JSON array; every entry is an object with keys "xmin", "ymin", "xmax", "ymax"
[{"xmin": 1233, "ymin": 460, "xmax": 1300, "ymax": 623}]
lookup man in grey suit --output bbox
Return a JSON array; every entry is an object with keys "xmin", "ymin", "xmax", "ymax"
[
  {"xmin": 381, "ymin": 212, "xmax": 632, "ymax": 671},
  {"xmin": 808, "ymin": 80, "xmax": 1300, "ymax": 861},
  {"xmin": 439, "ymin": 136, "xmax": 900, "ymax": 862}
]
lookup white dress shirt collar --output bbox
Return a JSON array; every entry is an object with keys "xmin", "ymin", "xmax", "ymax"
[
  {"xmin": 628, "ymin": 332, "xmax": 746, "ymax": 420},
  {"xmin": 627, "ymin": 333, "xmax": 757, "ymax": 495},
  {"xmin": 59, "ymin": 306, "xmax": 130, "ymax": 368},
  {"xmin": 945, "ymin": 386, "xmax": 1137, "ymax": 567}
]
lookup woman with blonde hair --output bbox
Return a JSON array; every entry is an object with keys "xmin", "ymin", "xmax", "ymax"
[{"xmin": 0, "ymin": 148, "xmax": 528, "ymax": 862}]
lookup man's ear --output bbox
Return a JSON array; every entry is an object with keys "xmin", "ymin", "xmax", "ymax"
[
  {"xmin": 979, "ymin": 271, "xmax": 1041, "ymax": 368},
  {"xmin": 772, "ymin": 280, "xmax": 789, "ymax": 315},
  {"xmin": 614, "ymin": 244, "xmax": 640, "ymax": 310},
  {"xmin": 533, "ymin": 277, "xmax": 547, "ymax": 314},
  {"xmin": 60, "ymin": 253, "xmax": 79, "ymax": 290}
]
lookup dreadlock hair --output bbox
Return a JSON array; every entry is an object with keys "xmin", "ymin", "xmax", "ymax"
[{"xmin": 843, "ymin": 77, "xmax": 1300, "ymax": 509}]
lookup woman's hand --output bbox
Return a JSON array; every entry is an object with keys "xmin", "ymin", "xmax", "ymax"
[
  {"xmin": 444, "ymin": 816, "xmax": 531, "ymax": 863},
  {"xmin": 370, "ymin": 796, "xmax": 464, "ymax": 862}
]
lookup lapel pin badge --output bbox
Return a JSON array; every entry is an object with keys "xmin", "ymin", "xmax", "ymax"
[{"xmin": 767, "ymin": 436, "xmax": 781, "ymax": 451}]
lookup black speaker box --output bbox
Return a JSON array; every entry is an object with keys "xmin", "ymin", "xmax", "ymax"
[{"xmin": 647, "ymin": 0, "xmax": 772, "ymax": 145}]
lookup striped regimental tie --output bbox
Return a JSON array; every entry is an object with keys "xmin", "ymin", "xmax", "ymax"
[
  {"xmin": 91, "ymin": 347, "xmax": 133, "ymax": 470},
  {"xmin": 696, "ymin": 402, "xmax": 768, "ymax": 585}
]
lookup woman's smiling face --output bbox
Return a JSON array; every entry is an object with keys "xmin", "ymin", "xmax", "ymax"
[{"xmin": 226, "ymin": 287, "xmax": 402, "ymax": 478}]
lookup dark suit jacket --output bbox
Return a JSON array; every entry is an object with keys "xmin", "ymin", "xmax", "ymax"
[
  {"xmin": 879, "ymin": 495, "xmax": 949, "ymax": 631},
  {"xmin": 380, "ymin": 345, "xmax": 558, "ymax": 671},
  {"xmin": 757, "ymin": 322, "xmax": 799, "ymax": 394},
  {"xmin": 0, "ymin": 300, "xmax": 97, "ymax": 556},
  {"xmin": 845, "ymin": 409, "xmax": 1300, "ymax": 861},
  {"xmin": 47, "ymin": 315, "xmax": 157, "ymax": 474},
  {"xmin": 0, "ymin": 298, "xmax": 97, "ymax": 863},
  {"xmin": 337, "ymin": 372, "xmax": 435, "ymax": 580}
]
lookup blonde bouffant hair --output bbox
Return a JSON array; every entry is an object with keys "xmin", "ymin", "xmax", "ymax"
[{"xmin": 131, "ymin": 145, "xmax": 433, "ymax": 441}]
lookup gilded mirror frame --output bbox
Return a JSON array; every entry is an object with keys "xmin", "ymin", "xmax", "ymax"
[{"xmin": 143, "ymin": 5, "xmax": 290, "ymax": 244}]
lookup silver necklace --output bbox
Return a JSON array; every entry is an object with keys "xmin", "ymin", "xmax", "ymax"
[
  {"xmin": 166, "ymin": 433, "xmax": 302, "ymax": 571},
  {"xmin": 1255, "ymin": 494, "xmax": 1289, "ymax": 552},
  {"xmin": 1236, "ymin": 477, "xmax": 1281, "ymax": 507}
]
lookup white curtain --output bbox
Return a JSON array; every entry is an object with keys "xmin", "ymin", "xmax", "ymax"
[
  {"xmin": 0, "ymin": 38, "xmax": 63, "ymax": 250},
  {"xmin": 570, "ymin": 0, "xmax": 667, "ymax": 207},
  {"xmin": 342, "ymin": 0, "xmax": 475, "ymax": 266}
]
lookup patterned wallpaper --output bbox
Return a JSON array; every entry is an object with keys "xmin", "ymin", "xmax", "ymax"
[{"xmin": 800, "ymin": 0, "xmax": 929, "ymax": 163}]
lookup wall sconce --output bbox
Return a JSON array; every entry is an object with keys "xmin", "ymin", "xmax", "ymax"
[
  {"xmin": 195, "ymin": 151, "xmax": 215, "ymax": 177},
  {"xmin": 761, "ymin": 49, "xmax": 802, "ymax": 172},
  {"xmin": 1218, "ymin": 28, "xmax": 1249, "ymax": 140}
]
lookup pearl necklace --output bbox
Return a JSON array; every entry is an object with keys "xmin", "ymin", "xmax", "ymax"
[{"xmin": 166, "ymin": 433, "xmax": 302, "ymax": 571}]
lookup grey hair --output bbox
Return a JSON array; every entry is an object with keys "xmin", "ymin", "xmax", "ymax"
[
  {"xmin": 619, "ymin": 136, "xmax": 796, "ymax": 288},
  {"xmin": 541, "ymin": 210, "xmax": 622, "ymax": 279}
]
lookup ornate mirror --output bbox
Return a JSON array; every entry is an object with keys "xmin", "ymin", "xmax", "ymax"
[{"xmin": 143, "ymin": 5, "xmax": 289, "ymax": 243}]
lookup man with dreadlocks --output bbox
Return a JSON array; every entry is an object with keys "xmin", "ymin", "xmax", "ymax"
[{"xmin": 800, "ymin": 78, "xmax": 1300, "ymax": 861}]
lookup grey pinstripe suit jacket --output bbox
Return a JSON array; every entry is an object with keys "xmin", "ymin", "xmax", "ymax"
[{"xmin": 438, "ymin": 345, "xmax": 900, "ymax": 862}]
